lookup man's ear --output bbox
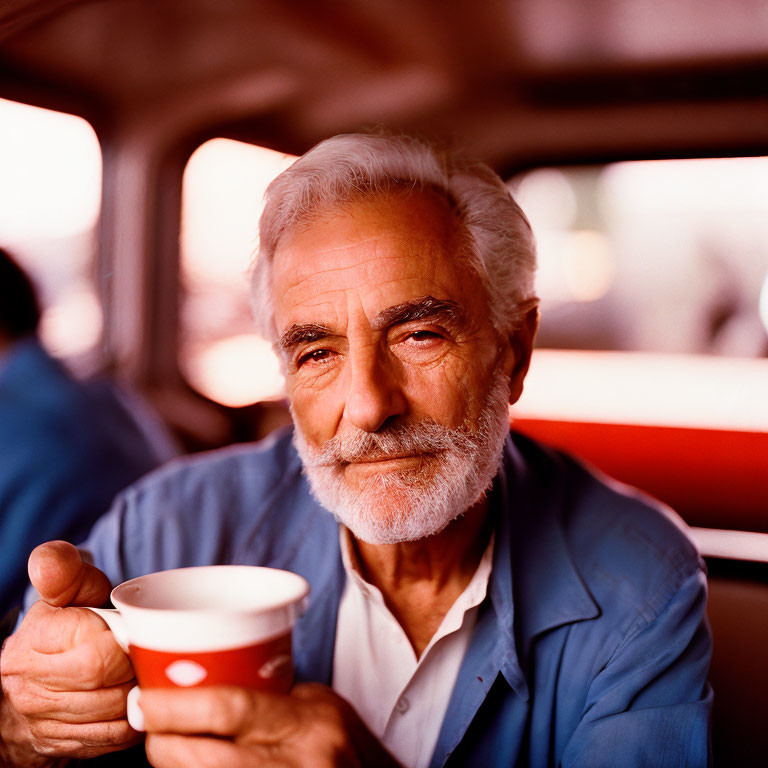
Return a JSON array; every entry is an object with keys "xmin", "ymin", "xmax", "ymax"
[{"xmin": 506, "ymin": 306, "xmax": 539, "ymax": 406}]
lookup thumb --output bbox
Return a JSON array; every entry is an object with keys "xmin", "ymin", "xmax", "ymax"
[{"xmin": 28, "ymin": 540, "xmax": 112, "ymax": 607}]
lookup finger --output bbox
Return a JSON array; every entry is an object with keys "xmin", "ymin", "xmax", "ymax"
[
  {"xmin": 146, "ymin": 734, "xmax": 265, "ymax": 768},
  {"xmin": 29, "ymin": 541, "xmax": 112, "ymax": 607},
  {"xmin": 140, "ymin": 687, "xmax": 300, "ymax": 741},
  {"xmin": 19, "ymin": 600, "xmax": 115, "ymax": 655},
  {"xmin": 12, "ymin": 681, "xmax": 135, "ymax": 722},
  {"xmin": 37, "ymin": 631, "xmax": 135, "ymax": 691},
  {"xmin": 4, "ymin": 608, "xmax": 134, "ymax": 689},
  {"xmin": 26, "ymin": 717, "xmax": 142, "ymax": 760}
]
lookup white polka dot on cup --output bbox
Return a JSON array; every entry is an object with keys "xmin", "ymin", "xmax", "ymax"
[{"xmin": 165, "ymin": 660, "xmax": 208, "ymax": 686}]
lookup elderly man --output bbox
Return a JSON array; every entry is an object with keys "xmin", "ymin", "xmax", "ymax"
[{"xmin": 0, "ymin": 134, "xmax": 711, "ymax": 767}]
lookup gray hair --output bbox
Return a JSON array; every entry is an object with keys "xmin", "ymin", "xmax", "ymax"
[{"xmin": 251, "ymin": 133, "xmax": 537, "ymax": 340}]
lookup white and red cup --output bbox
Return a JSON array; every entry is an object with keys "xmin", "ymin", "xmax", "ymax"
[{"xmin": 87, "ymin": 565, "xmax": 310, "ymax": 730}]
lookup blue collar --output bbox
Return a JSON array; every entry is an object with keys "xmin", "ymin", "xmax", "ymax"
[
  {"xmin": 487, "ymin": 435, "xmax": 600, "ymax": 700},
  {"xmin": 429, "ymin": 435, "xmax": 600, "ymax": 767}
]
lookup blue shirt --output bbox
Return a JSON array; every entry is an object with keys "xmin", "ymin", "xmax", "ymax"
[
  {"xmin": 79, "ymin": 427, "xmax": 712, "ymax": 767},
  {"xmin": 0, "ymin": 338, "xmax": 175, "ymax": 614}
]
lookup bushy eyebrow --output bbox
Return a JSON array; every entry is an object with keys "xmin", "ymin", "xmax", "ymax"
[
  {"xmin": 278, "ymin": 323, "xmax": 333, "ymax": 355},
  {"xmin": 372, "ymin": 296, "xmax": 466, "ymax": 331}
]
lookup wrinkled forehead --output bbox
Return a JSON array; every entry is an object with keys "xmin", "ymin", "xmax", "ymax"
[
  {"xmin": 273, "ymin": 187, "xmax": 470, "ymax": 279},
  {"xmin": 270, "ymin": 189, "xmax": 486, "ymax": 329},
  {"xmin": 274, "ymin": 190, "xmax": 463, "ymax": 281},
  {"xmin": 276, "ymin": 184, "xmax": 462, "ymax": 255}
]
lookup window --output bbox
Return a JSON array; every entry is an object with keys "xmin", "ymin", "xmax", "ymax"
[
  {"xmin": 180, "ymin": 139, "xmax": 295, "ymax": 407},
  {"xmin": 509, "ymin": 158, "xmax": 768, "ymax": 429},
  {"xmin": 0, "ymin": 98, "xmax": 102, "ymax": 362}
]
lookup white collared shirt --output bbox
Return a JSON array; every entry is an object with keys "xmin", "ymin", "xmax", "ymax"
[{"xmin": 332, "ymin": 530, "xmax": 495, "ymax": 768}]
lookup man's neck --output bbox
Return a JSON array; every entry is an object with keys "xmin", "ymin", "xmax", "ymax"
[{"xmin": 347, "ymin": 498, "xmax": 493, "ymax": 657}]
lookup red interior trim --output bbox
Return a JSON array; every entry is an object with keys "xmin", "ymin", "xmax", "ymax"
[{"xmin": 512, "ymin": 418, "xmax": 768, "ymax": 533}]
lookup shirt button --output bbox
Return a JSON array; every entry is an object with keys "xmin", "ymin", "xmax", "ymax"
[{"xmin": 396, "ymin": 696, "xmax": 409, "ymax": 714}]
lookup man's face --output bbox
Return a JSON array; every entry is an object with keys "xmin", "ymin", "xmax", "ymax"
[{"xmin": 272, "ymin": 190, "xmax": 524, "ymax": 543}]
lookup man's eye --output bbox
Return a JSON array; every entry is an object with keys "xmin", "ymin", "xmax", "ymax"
[
  {"xmin": 298, "ymin": 348, "xmax": 334, "ymax": 366},
  {"xmin": 407, "ymin": 330, "xmax": 441, "ymax": 342}
]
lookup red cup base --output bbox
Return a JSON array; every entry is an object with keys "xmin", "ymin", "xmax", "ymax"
[{"xmin": 129, "ymin": 632, "xmax": 293, "ymax": 693}]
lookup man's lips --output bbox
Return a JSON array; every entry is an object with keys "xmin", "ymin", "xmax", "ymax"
[
  {"xmin": 345, "ymin": 453, "xmax": 425, "ymax": 464},
  {"xmin": 341, "ymin": 453, "xmax": 431, "ymax": 473}
]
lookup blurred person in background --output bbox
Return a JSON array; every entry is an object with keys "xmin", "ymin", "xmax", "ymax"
[
  {"xmin": 0, "ymin": 247, "xmax": 176, "ymax": 619},
  {"xmin": 0, "ymin": 136, "xmax": 710, "ymax": 768}
]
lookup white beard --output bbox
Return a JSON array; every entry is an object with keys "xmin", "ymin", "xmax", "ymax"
[{"xmin": 293, "ymin": 366, "xmax": 511, "ymax": 544}]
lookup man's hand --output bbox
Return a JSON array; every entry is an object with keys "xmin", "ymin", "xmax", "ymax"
[
  {"xmin": 141, "ymin": 683, "xmax": 402, "ymax": 768},
  {"xmin": 0, "ymin": 541, "xmax": 140, "ymax": 767}
]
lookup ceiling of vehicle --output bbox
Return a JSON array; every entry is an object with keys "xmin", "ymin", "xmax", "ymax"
[{"xmin": 1, "ymin": 0, "xmax": 767, "ymax": 170}]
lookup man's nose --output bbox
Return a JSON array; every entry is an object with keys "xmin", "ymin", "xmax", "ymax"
[{"xmin": 343, "ymin": 348, "xmax": 407, "ymax": 433}]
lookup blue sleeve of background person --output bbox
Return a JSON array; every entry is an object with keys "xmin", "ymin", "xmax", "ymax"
[
  {"xmin": 0, "ymin": 342, "xmax": 172, "ymax": 615},
  {"xmin": 0, "ymin": 414, "xmax": 157, "ymax": 614},
  {"xmin": 0, "ymin": 425, "xmax": 107, "ymax": 613},
  {"xmin": 560, "ymin": 567, "xmax": 712, "ymax": 768}
]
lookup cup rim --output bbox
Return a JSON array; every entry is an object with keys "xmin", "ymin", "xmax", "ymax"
[{"xmin": 110, "ymin": 564, "xmax": 311, "ymax": 616}]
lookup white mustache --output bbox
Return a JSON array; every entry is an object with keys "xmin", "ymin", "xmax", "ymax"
[{"xmin": 302, "ymin": 421, "xmax": 474, "ymax": 467}]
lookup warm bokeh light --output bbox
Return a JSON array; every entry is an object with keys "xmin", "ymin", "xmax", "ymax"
[
  {"xmin": 181, "ymin": 139, "xmax": 296, "ymax": 405},
  {"xmin": 38, "ymin": 284, "xmax": 103, "ymax": 358},
  {"xmin": 184, "ymin": 335, "xmax": 284, "ymax": 408},
  {"xmin": 0, "ymin": 98, "xmax": 101, "ymax": 239},
  {"xmin": 514, "ymin": 349, "xmax": 768, "ymax": 431},
  {"xmin": 563, "ymin": 230, "xmax": 615, "ymax": 302},
  {"xmin": 182, "ymin": 139, "xmax": 295, "ymax": 284},
  {"xmin": 0, "ymin": 98, "xmax": 102, "ymax": 361},
  {"xmin": 532, "ymin": 228, "xmax": 615, "ymax": 303},
  {"xmin": 515, "ymin": 168, "xmax": 577, "ymax": 231}
]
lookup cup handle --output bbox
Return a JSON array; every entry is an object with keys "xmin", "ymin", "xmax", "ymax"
[{"xmin": 86, "ymin": 607, "xmax": 130, "ymax": 653}]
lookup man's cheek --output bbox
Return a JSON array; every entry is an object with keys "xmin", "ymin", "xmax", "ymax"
[
  {"xmin": 291, "ymin": 390, "xmax": 336, "ymax": 445},
  {"xmin": 409, "ymin": 362, "xmax": 479, "ymax": 422}
]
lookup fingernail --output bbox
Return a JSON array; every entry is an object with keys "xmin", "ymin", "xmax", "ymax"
[{"xmin": 127, "ymin": 686, "xmax": 145, "ymax": 732}]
